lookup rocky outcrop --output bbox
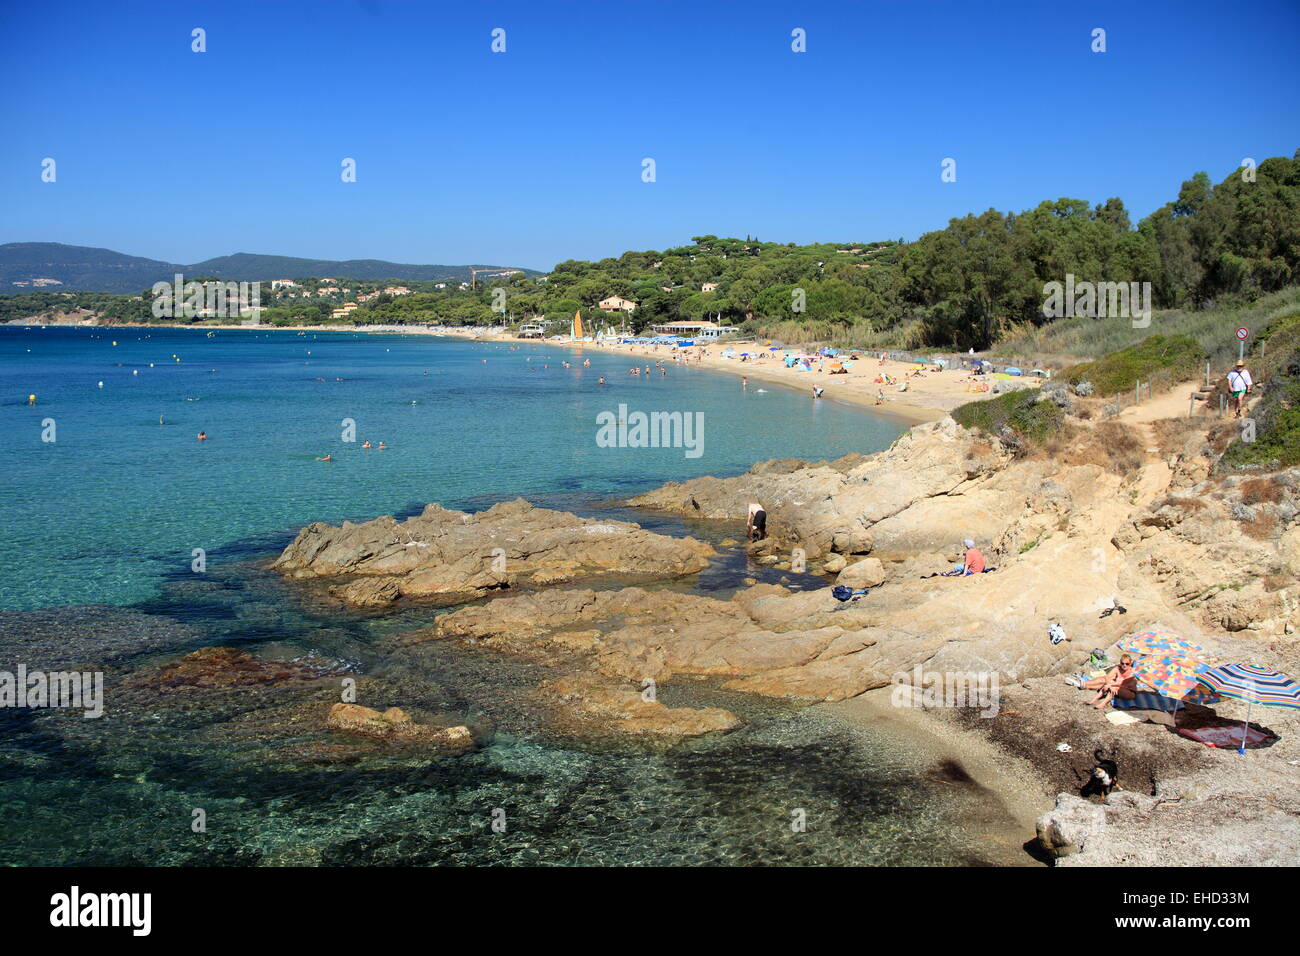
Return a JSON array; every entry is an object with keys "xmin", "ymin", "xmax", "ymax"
[
  {"xmin": 837, "ymin": 557, "xmax": 885, "ymax": 589},
  {"xmin": 1039, "ymin": 761, "xmax": 1300, "ymax": 867},
  {"xmin": 1112, "ymin": 469, "xmax": 1300, "ymax": 637},
  {"xmin": 627, "ymin": 418, "xmax": 1015, "ymax": 559},
  {"xmin": 273, "ymin": 498, "xmax": 714, "ymax": 608},
  {"xmin": 403, "ymin": 584, "xmax": 891, "ymax": 702},
  {"xmin": 1035, "ymin": 793, "xmax": 1110, "ymax": 858}
]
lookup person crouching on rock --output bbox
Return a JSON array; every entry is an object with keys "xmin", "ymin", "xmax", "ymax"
[
  {"xmin": 1084, "ymin": 654, "xmax": 1138, "ymax": 710},
  {"xmin": 746, "ymin": 502, "xmax": 767, "ymax": 542}
]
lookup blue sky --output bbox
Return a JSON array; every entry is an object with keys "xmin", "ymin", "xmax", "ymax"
[{"xmin": 1, "ymin": 0, "xmax": 1297, "ymax": 271}]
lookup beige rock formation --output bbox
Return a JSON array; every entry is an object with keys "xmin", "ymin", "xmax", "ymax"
[
  {"xmin": 272, "ymin": 498, "xmax": 714, "ymax": 608},
  {"xmin": 837, "ymin": 557, "xmax": 885, "ymax": 589}
]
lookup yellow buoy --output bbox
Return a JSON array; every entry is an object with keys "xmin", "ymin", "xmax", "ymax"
[{"xmin": 28, "ymin": 394, "xmax": 36, "ymax": 405}]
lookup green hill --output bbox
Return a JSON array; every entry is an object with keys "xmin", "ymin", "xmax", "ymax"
[{"xmin": 0, "ymin": 242, "xmax": 539, "ymax": 294}]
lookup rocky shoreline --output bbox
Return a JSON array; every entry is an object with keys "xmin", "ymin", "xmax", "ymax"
[{"xmin": 74, "ymin": 382, "xmax": 1299, "ymax": 865}]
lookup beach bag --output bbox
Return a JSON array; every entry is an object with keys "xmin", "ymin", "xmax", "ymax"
[{"xmin": 1048, "ymin": 623, "xmax": 1067, "ymax": 645}]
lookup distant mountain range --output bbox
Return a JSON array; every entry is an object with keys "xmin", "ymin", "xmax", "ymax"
[{"xmin": 0, "ymin": 243, "xmax": 542, "ymax": 294}]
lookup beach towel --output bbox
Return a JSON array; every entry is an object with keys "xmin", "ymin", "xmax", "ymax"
[
  {"xmin": 1104, "ymin": 711, "xmax": 1142, "ymax": 726},
  {"xmin": 1176, "ymin": 725, "xmax": 1277, "ymax": 749},
  {"xmin": 1111, "ymin": 691, "xmax": 1181, "ymax": 711}
]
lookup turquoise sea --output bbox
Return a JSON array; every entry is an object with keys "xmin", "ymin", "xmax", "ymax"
[
  {"xmin": 0, "ymin": 326, "xmax": 1035, "ymax": 866},
  {"xmin": 1, "ymin": 326, "xmax": 898, "ymax": 610}
]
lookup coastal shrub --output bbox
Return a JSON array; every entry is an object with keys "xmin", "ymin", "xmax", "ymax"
[
  {"xmin": 952, "ymin": 389, "xmax": 1064, "ymax": 448},
  {"xmin": 997, "ymin": 287, "xmax": 1300, "ymax": 368},
  {"xmin": 1061, "ymin": 334, "xmax": 1203, "ymax": 397},
  {"xmin": 1042, "ymin": 383, "xmax": 1073, "ymax": 410},
  {"xmin": 1072, "ymin": 380, "xmax": 1094, "ymax": 396}
]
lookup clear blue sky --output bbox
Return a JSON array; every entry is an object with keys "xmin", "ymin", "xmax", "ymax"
[{"xmin": 2, "ymin": 0, "xmax": 1297, "ymax": 272}]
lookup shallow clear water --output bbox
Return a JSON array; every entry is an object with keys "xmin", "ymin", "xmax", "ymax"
[
  {"xmin": 1, "ymin": 326, "xmax": 897, "ymax": 610},
  {"xmin": 0, "ymin": 327, "xmax": 1033, "ymax": 866}
]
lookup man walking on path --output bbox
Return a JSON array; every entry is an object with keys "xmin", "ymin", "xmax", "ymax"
[{"xmin": 1227, "ymin": 360, "xmax": 1253, "ymax": 418}]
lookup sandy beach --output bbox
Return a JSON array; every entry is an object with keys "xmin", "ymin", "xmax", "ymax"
[
  {"xmin": 470, "ymin": 330, "xmax": 1042, "ymax": 425},
  {"xmin": 126, "ymin": 321, "xmax": 1034, "ymax": 424}
]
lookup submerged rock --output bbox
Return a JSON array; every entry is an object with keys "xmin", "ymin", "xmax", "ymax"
[
  {"xmin": 325, "ymin": 702, "xmax": 477, "ymax": 750},
  {"xmin": 128, "ymin": 647, "xmax": 346, "ymax": 691},
  {"xmin": 540, "ymin": 676, "xmax": 741, "ymax": 739},
  {"xmin": 273, "ymin": 498, "xmax": 714, "ymax": 608}
]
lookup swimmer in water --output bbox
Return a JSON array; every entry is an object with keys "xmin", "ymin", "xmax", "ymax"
[
  {"xmin": 362, "ymin": 440, "xmax": 372, "ymax": 450},
  {"xmin": 315, "ymin": 454, "xmax": 332, "ymax": 461},
  {"xmin": 598, "ymin": 376, "xmax": 605, "ymax": 385},
  {"xmin": 378, "ymin": 442, "xmax": 387, "ymax": 450},
  {"xmin": 197, "ymin": 431, "xmax": 207, "ymax": 440}
]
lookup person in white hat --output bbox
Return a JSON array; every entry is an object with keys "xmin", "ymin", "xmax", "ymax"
[{"xmin": 1227, "ymin": 360, "xmax": 1253, "ymax": 418}]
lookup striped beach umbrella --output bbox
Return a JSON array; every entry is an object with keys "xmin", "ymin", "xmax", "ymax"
[{"xmin": 1195, "ymin": 664, "xmax": 1300, "ymax": 754}]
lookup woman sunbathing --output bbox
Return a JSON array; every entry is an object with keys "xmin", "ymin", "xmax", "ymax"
[{"xmin": 1084, "ymin": 654, "xmax": 1138, "ymax": 709}]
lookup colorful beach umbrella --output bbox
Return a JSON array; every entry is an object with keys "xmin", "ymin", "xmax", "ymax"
[
  {"xmin": 1118, "ymin": 630, "xmax": 1205, "ymax": 659},
  {"xmin": 1181, "ymin": 682, "xmax": 1223, "ymax": 707},
  {"xmin": 1132, "ymin": 655, "xmax": 1210, "ymax": 701},
  {"xmin": 1195, "ymin": 664, "xmax": 1300, "ymax": 755}
]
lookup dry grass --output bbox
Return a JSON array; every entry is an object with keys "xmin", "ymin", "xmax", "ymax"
[
  {"xmin": 1240, "ymin": 511, "xmax": 1278, "ymax": 540},
  {"xmin": 1149, "ymin": 417, "xmax": 1211, "ymax": 458},
  {"xmin": 1205, "ymin": 423, "xmax": 1238, "ymax": 456},
  {"xmin": 1039, "ymin": 421, "xmax": 1147, "ymax": 475},
  {"xmin": 1157, "ymin": 495, "xmax": 1208, "ymax": 513},
  {"xmin": 1239, "ymin": 476, "xmax": 1285, "ymax": 505}
]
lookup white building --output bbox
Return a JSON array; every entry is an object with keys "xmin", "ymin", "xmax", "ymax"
[{"xmin": 598, "ymin": 296, "xmax": 637, "ymax": 312}]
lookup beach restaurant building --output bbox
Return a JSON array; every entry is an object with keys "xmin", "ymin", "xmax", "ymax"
[{"xmin": 648, "ymin": 320, "xmax": 739, "ymax": 340}]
